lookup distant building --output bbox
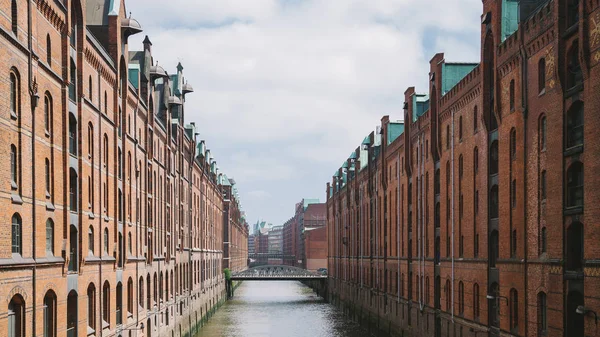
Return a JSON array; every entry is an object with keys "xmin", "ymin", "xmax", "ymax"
[
  {"xmin": 282, "ymin": 199, "xmax": 326, "ymax": 267},
  {"xmin": 268, "ymin": 225, "xmax": 283, "ymax": 254},
  {"xmin": 248, "ymin": 234, "xmax": 256, "ymax": 255},
  {"xmin": 304, "ymin": 226, "xmax": 327, "ymax": 271}
]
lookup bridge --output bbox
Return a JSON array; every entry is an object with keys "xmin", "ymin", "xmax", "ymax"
[{"xmin": 231, "ymin": 265, "xmax": 327, "ymax": 281}]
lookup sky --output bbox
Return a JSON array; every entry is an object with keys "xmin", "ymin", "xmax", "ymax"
[{"xmin": 126, "ymin": 0, "xmax": 482, "ymax": 226}]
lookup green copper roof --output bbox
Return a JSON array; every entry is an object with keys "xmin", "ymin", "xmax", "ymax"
[
  {"xmin": 441, "ymin": 63, "xmax": 478, "ymax": 96},
  {"xmin": 412, "ymin": 94, "xmax": 430, "ymax": 122},
  {"xmin": 502, "ymin": 0, "xmax": 519, "ymax": 41},
  {"xmin": 387, "ymin": 122, "xmax": 405, "ymax": 145},
  {"xmin": 170, "ymin": 74, "xmax": 181, "ymax": 96},
  {"xmin": 303, "ymin": 199, "xmax": 320, "ymax": 210},
  {"xmin": 349, "ymin": 151, "xmax": 357, "ymax": 160},
  {"xmin": 361, "ymin": 136, "xmax": 370, "ymax": 146}
]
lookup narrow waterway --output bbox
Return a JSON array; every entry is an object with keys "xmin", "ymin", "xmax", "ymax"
[{"xmin": 194, "ymin": 281, "xmax": 370, "ymax": 337}]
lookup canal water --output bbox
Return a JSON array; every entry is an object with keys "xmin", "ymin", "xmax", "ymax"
[{"xmin": 194, "ymin": 281, "xmax": 371, "ymax": 337}]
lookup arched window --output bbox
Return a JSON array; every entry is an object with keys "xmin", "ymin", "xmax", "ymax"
[
  {"xmin": 490, "ymin": 185, "xmax": 499, "ymax": 219},
  {"xmin": 459, "ymin": 116, "xmax": 463, "ymax": 140},
  {"xmin": 473, "ymin": 147, "xmax": 479, "ymax": 173},
  {"xmin": 44, "ymin": 94, "xmax": 52, "ymax": 134},
  {"xmin": 8, "ymin": 294, "xmax": 25, "ymax": 337},
  {"xmin": 146, "ymin": 274, "xmax": 151, "ymax": 308},
  {"xmin": 540, "ymin": 170, "xmax": 547, "ymax": 200},
  {"xmin": 43, "ymin": 291, "xmax": 57, "ymax": 337},
  {"xmin": 102, "ymin": 281, "xmax": 110, "ymax": 324},
  {"xmin": 539, "ymin": 115, "xmax": 547, "ymax": 151},
  {"xmin": 566, "ymin": 101, "xmax": 583, "ymax": 148},
  {"xmin": 87, "ymin": 284, "xmax": 96, "ymax": 333},
  {"xmin": 128, "ymin": 232, "xmax": 132, "ymax": 255},
  {"xmin": 510, "ymin": 288, "xmax": 519, "ymax": 332},
  {"xmin": 69, "ymin": 168, "xmax": 78, "ymax": 211},
  {"xmin": 11, "ymin": 0, "xmax": 17, "ymax": 35},
  {"xmin": 116, "ymin": 282, "xmax": 122, "ymax": 325},
  {"xmin": 567, "ymin": 0, "xmax": 580, "ymax": 28},
  {"xmin": 69, "ymin": 58, "xmax": 77, "ymax": 101},
  {"xmin": 153, "ymin": 273, "xmax": 158, "ymax": 304},
  {"xmin": 139, "ymin": 277, "xmax": 144, "ymax": 308},
  {"xmin": 489, "ymin": 141, "xmax": 498, "ymax": 175},
  {"xmin": 508, "ymin": 80, "xmax": 515, "ymax": 111},
  {"xmin": 68, "ymin": 113, "xmax": 77, "ymax": 156},
  {"xmin": 46, "ymin": 219, "xmax": 54, "ymax": 254},
  {"xmin": 473, "ymin": 283, "xmax": 480, "ymax": 320},
  {"xmin": 11, "ymin": 213, "xmax": 22, "ymax": 254},
  {"xmin": 127, "ymin": 278, "xmax": 133, "ymax": 314},
  {"xmin": 538, "ymin": 58, "xmax": 546, "ymax": 93},
  {"xmin": 88, "ymin": 226, "xmax": 94, "ymax": 255},
  {"xmin": 490, "ymin": 230, "xmax": 499, "ymax": 268},
  {"xmin": 445, "ymin": 279, "xmax": 451, "ymax": 311},
  {"xmin": 473, "ymin": 106, "xmax": 478, "ymax": 132},
  {"xmin": 45, "ymin": 158, "xmax": 52, "ymax": 197},
  {"xmin": 104, "ymin": 91, "xmax": 108, "ymax": 114},
  {"xmin": 10, "ymin": 71, "xmax": 19, "ymax": 118},
  {"xmin": 537, "ymin": 292, "xmax": 547, "ymax": 335},
  {"xmin": 566, "ymin": 221, "xmax": 583, "ymax": 271},
  {"xmin": 103, "ymin": 134, "xmax": 109, "ymax": 167},
  {"xmin": 567, "ymin": 41, "xmax": 582, "ymax": 89},
  {"xmin": 104, "ymin": 228, "xmax": 109, "ymax": 254},
  {"xmin": 567, "ymin": 162, "xmax": 583, "ymax": 208},
  {"xmin": 446, "ymin": 125, "xmax": 450, "ymax": 149},
  {"xmin": 510, "ymin": 128, "xmax": 516, "ymax": 160},
  {"xmin": 458, "ymin": 281, "xmax": 464, "ymax": 316},
  {"xmin": 511, "ymin": 179, "xmax": 517, "ymax": 208},
  {"xmin": 46, "ymin": 34, "xmax": 52, "ymax": 65},
  {"xmin": 540, "ymin": 227, "xmax": 547, "ymax": 254},
  {"xmin": 458, "ymin": 155, "xmax": 463, "ymax": 180}
]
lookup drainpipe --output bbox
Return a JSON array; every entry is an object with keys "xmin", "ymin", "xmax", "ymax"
[
  {"xmin": 27, "ymin": 1, "xmax": 40, "ymax": 336},
  {"xmin": 451, "ymin": 108, "xmax": 455, "ymax": 321},
  {"xmin": 360, "ymin": 186, "xmax": 363, "ymax": 289},
  {"xmin": 420, "ymin": 135, "xmax": 425, "ymax": 312},
  {"xmin": 397, "ymin": 153, "xmax": 400, "ymax": 303},
  {"xmin": 520, "ymin": 26, "xmax": 530, "ymax": 335}
]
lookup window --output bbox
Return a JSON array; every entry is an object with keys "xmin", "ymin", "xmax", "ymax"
[
  {"xmin": 10, "ymin": 71, "xmax": 19, "ymax": 118},
  {"xmin": 104, "ymin": 228, "xmax": 109, "ymax": 254},
  {"xmin": 473, "ymin": 283, "xmax": 480, "ymax": 320},
  {"xmin": 69, "ymin": 113, "xmax": 77, "ymax": 156},
  {"xmin": 490, "ymin": 141, "xmax": 498, "ymax": 175},
  {"xmin": 44, "ymin": 94, "xmax": 52, "ymax": 134},
  {"xmin": 69, "ymin": 168, "xmax": 78, "ymax": 211},
  {"xmin": 459, "ymin": 116, "xmax": 463, "ymax": 140},
  {"xmin": 139, "ymin": 277, "xmax": 144, "ymax": 308},
  {"xmin": 473, "ymin": 147, "xmax": 479, "ymax": 173},
  {"xmin": 102, "ymin": 281, "xmax": 110, "ymax": 324},
  {"xmin": 87, "ymin": 284, "xmax": 96, "ymax": 332},
  {"xmin": 566, "ymin": 102, "xmax": 583, "ymax": 148},
  {"xmin": 490, "ymin": 230, "xmax": 499, "ymax": 268},
  {"xmin": 541, "ymin": 170, "xmax": 547, "ymax": 200},
  {"xmin": 566, "ymin": 162, "xmax": 583, "ymax": 208},
  {"xmin": 540, "ymin": 227, "xmax": 547, "ymax": 254},
  {"xmin": 46, "ymin": 35, "xmax": 51, "ymax": 65},
  {"xmin": 511, "ymin": 179, "xmax": 517, "ymax": 208},
  {"xmin": 509, "ymin": 80, "xmax": 516, "ymax": 111},
  {"xmin": 116, "ymin": 282, "xmax": 122, "ymax": 325},
  {"xmin": 490, "ymin": 185, "xmax": 499, "ymax": 219},
  {"xmin": 511, "ymin": 229, "xmax": 517, "ymax": 257},
  {"xmin": 69, "ymin": 58, "xmax": 76, "ymax": 101},
  {"xmin": 567, "ymin": 41, "xmax": 582, "ymax": 89},
  {"xmin": 128, "ymin": 232, "xmax": 132, "ymax": 254},
  {"xmin": 446, "ymin": 125, "xmax": 450, "ymax": 149},
  {"xmin": 539, "ymin": 115, "xmax": 547, "ymax": 150},
  {"xmin": 9, "ymin": 144, "xmax": 18, "ymax": 190},
  {"xmin": 566, "ymin": 221, "xmax": 583, "ymax": 271},
  {"xmin": 473, "ymin": 106, "xmax": 478, "ymax": 132},
  {"xmin": 458, "ymin": 281, "xmax": 464, "ymax": 316},
  {"xmin": 88, "ymin": 76, "xmax": 92, "ymax": 99},
  {"xmin": 510, "ymin": 128, "xmax": 516, "ymax": 160},
  {"xmin": 103, "ymin": 134, "xmax": 109, "ymax": 166},
  {"xmin": 11, "ymin": 0, "xmax": 17, "ymax": 35},
  {"xmin": 537, "ymin": 292, "xmax": 547, "ymax": 335},
  {"xmin": 11, "ymin": 213, "xmax": 22, "ymax": 255},
  {"xmin": 45, "ymin": 159, "xmax": 51, "ymax": 196},
  {"xmin": 104, "ymin": 91, "xmax": 108, "ymax": 114},
  {"xmin": 538, "ymin": 58, "xmax": 546, "ymax": 93},
  {"xmin": 43, "ymin": 291, "xmax": 56, "ymax": 337},
  {"xmin": 8, "ymin": 294, "xmax": 25, "ymax": 337},
  {"xmin": 127, "ymin": 278, "xmax": 134, "ymax": 314},
  {"xmin": 46, "ymin": 219, "xmax": 54, "ymax": 254},
  {"xmin": 510, "ymin": 288, "xmax": 519, "ymax": 332},
  {"xmin": 445, "ymin": 279, "xmax": 451, "ymax": 311},
  {"xmin": 567, "ymin": 0, "xmax": 579, "ymax": 28},
  {"xmin": 88, "ymin": 226, "xmax": 94, "ymax": 255}
]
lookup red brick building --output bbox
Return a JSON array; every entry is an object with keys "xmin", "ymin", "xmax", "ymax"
[
  {"xmin": 327, "ymin": 1, "xmax": 600, "ymax": 336},
  {"xmin": 221, "ymin": 177, "xmax": 249, "ymax": 273},
  {"xmin": 304, "ymin": 226, "xmax": 328, "ymax": 271},
  {"xmin": 282, "ymin": 199, "xmax": 324, "ymax": 267},
  {"xmin": 0, "ymin": 1, "xmax": 245, "ymax": 336}
]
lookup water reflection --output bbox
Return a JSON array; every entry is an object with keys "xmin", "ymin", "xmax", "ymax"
[{"xmin": 194, "ymin": 281, "xmax": 370, "ymax": 337}]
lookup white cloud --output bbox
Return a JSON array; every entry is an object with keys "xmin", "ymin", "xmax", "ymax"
[{"xmin": 126, "ymin": 0, "xmax": 481, "ymax": 224}]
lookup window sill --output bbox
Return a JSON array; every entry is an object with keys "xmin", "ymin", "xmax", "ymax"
[
  {"xmin": 563, "ymin": 23, "xmax": 578, "ymax": 39},
  {"xmin": 538, "ymin": 88, "xmax": 546, "ymax": 97},
  {"xmin": 564, "ymin": 83, "xmax": 583, "ymax": 98},
  {"xmin": 564, "ymin": 144, "xmax": 583, "ymax": 157},
  {"xmin": 46, "ymin": 202, "xmax": 55, "ymax": 211},
  {"xmin": 564, "ymin": 206, "xmax": 583, "ymax": 216},
  {"xmin": 11, "ymin": 193, "xmax": 23, "ymax": 205},
  {"xmin": 10, "ymin": 111, "xmax": 17, "ymax": 120}
]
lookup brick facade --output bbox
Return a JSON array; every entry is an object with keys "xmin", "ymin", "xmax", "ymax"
[
  {"xmin": 0, "ymin": 1, "xmax": 247, "ymax": 336},
  {"xmin": 327, "ymin": 1, "xmax": 600, "ymax": 336}
]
